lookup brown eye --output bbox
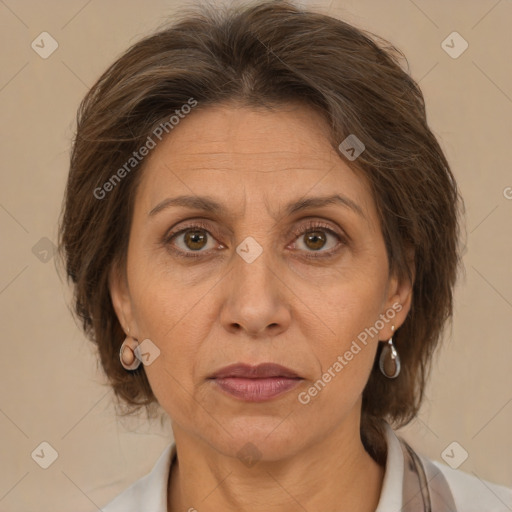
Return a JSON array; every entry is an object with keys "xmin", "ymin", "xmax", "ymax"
[
  {"xmin": 163, "ymin": 221, "xmax": 222, "ymax": 259},
  {"xmin": 303, "ymin": 231, "xmax": 327, "ymax": 251},
  {"xmin": 183, "ymin": 229, "xmax": 208, "ymax": 250},
  {"xmin": 290, "ymin": 220, "xmax": 347, "ymax": 259},
  {"xmin": 293, "ymin": 227, "xmax": 341, "ymax": 255}
]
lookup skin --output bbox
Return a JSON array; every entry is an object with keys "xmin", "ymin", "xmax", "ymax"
[{"xmin": 109, "ymin": 102, "xmax": 414, "ymax": 512}]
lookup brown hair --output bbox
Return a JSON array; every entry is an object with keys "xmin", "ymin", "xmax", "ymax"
[{"xmin": 57, "ymin": 0, "xmax": 465, "ymax": 463}]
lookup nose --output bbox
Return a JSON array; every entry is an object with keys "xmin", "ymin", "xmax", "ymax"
[{"xmin": 219, "ymin": 247, "xmax": 291, "ymax": 338}]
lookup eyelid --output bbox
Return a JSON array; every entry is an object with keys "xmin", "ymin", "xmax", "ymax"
[{"xmin": 163, "ymin": 218, "xmax": 227, "ymax": 240}]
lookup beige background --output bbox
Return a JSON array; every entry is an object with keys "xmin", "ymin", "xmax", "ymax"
[{"xmin": 0, "ymin": 0, "xmax": 511, "ymax": 510}]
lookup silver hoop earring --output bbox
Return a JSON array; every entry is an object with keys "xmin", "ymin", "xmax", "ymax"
[
  {"xmin": 379, "ymin": 325, "xmax": 400, "ymax": 379},
  {"xmin": 119, "ymin": 335, "xmax": 141, "ymax": 370}
]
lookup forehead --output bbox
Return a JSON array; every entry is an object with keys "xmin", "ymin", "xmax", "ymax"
[{"xmin": 135, "ymin": 104, "xmax": 376, "ymax": 223}]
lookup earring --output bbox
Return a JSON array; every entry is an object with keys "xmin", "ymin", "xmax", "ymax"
[
  {"xmin": 119, "ymin": 333, "xmax": 141, "ymax": 370},
  {"xmin": 379, "ymin": 325, "xmax": 400, "ymax": 378}
]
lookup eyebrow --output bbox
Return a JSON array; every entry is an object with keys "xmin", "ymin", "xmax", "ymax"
[{"xmin": 148, "ymin": 193, "xmax": 365, "ymax": 220}]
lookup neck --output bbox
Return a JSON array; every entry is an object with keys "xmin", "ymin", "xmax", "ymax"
[{"xmin": 167, "ymin": 418, "xmax": 385, "ymax": 512}]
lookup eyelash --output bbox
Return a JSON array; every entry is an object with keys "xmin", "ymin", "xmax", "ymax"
[{"xmin": 162, "ymin": 220, "xmax": 347, "ymax": 260}]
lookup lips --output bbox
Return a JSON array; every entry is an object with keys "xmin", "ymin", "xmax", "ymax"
[
  {"xmin": 208, "ymin": 363, "xmax": 303, "ymax": 402},
  {"xmin": 209, "ymin": 363, "xmax": 301, "ymax": 380}
]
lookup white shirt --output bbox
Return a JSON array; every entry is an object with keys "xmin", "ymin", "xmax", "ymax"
[{"xmin": 102, "ymin": 423, "xmax": 512, "ymax": 511}]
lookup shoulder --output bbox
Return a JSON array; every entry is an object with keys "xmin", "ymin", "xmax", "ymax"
[{"xmin": 431, "ymin": 459, "xmax": 512, "ymax": 511}]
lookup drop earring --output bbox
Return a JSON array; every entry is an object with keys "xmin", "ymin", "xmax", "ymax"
[
  {"xmin": 379, "ymin": 325, "xmax": 400, "ymax": 378},
  {"xmin": 119, "ymin": 330, "xmax": 141, "ymax": 370}
]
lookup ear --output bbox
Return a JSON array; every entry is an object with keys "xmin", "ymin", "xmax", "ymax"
[
  {"xmin": 108, "ymin": 261, "xmax": 140, "ymax": 339},
  {"xmin": 379, "ymin": 247, "xmax": 415, "ymax": 341}
]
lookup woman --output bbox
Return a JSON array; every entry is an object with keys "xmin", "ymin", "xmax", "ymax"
[{"xmin": 57, "ymin": 1, "xmax": 512, "ymax": 510}]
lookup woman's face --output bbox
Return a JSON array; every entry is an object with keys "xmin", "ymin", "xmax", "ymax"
[{"xmin": 110, "ymin": 103, "xmax": 412, "ymax": 460}]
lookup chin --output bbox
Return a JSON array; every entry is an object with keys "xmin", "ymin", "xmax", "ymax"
[{"xmin": 207, "ymin": 415, "xmax": 306, "ymax": 463}]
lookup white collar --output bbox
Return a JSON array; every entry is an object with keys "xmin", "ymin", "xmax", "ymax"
[
  {"xmin": 103, "ymin": 422, "xmax": 405, "ymax": 511},
  {"xmin": 375, "ymin": 421, "xmax": 405, "ymax": 511}
]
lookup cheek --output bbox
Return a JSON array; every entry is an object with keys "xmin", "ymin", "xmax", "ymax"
[
  {"xmin": 128, "ymin": 269, "xmax": 216, "ymax": 419},
  {"xmin": 305, "ymin": 257, "xmax": 388, "ymax": 347},
  {"xmin": 300, "ymin": 317, "xmax": 380, "ymax": 418},
  {"xmin": 138, "ymin": 329, "xmax": 201, "ymax": 428},
  {"xmin": 305, "ymin": 269, "xmax": 387, "ymax": 394}
]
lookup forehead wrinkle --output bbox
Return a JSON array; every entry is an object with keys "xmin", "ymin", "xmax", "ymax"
[
  {"xmin": 170, "ymin": 150, "xmax": 334, "ymax": 163},
  {"xmin": 147, "ymin": 151, "xmax": 371, "ymax": 225},
  {"xmin": 167, "ymin": 167, "xmax": 335, "ymax": 176}
]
